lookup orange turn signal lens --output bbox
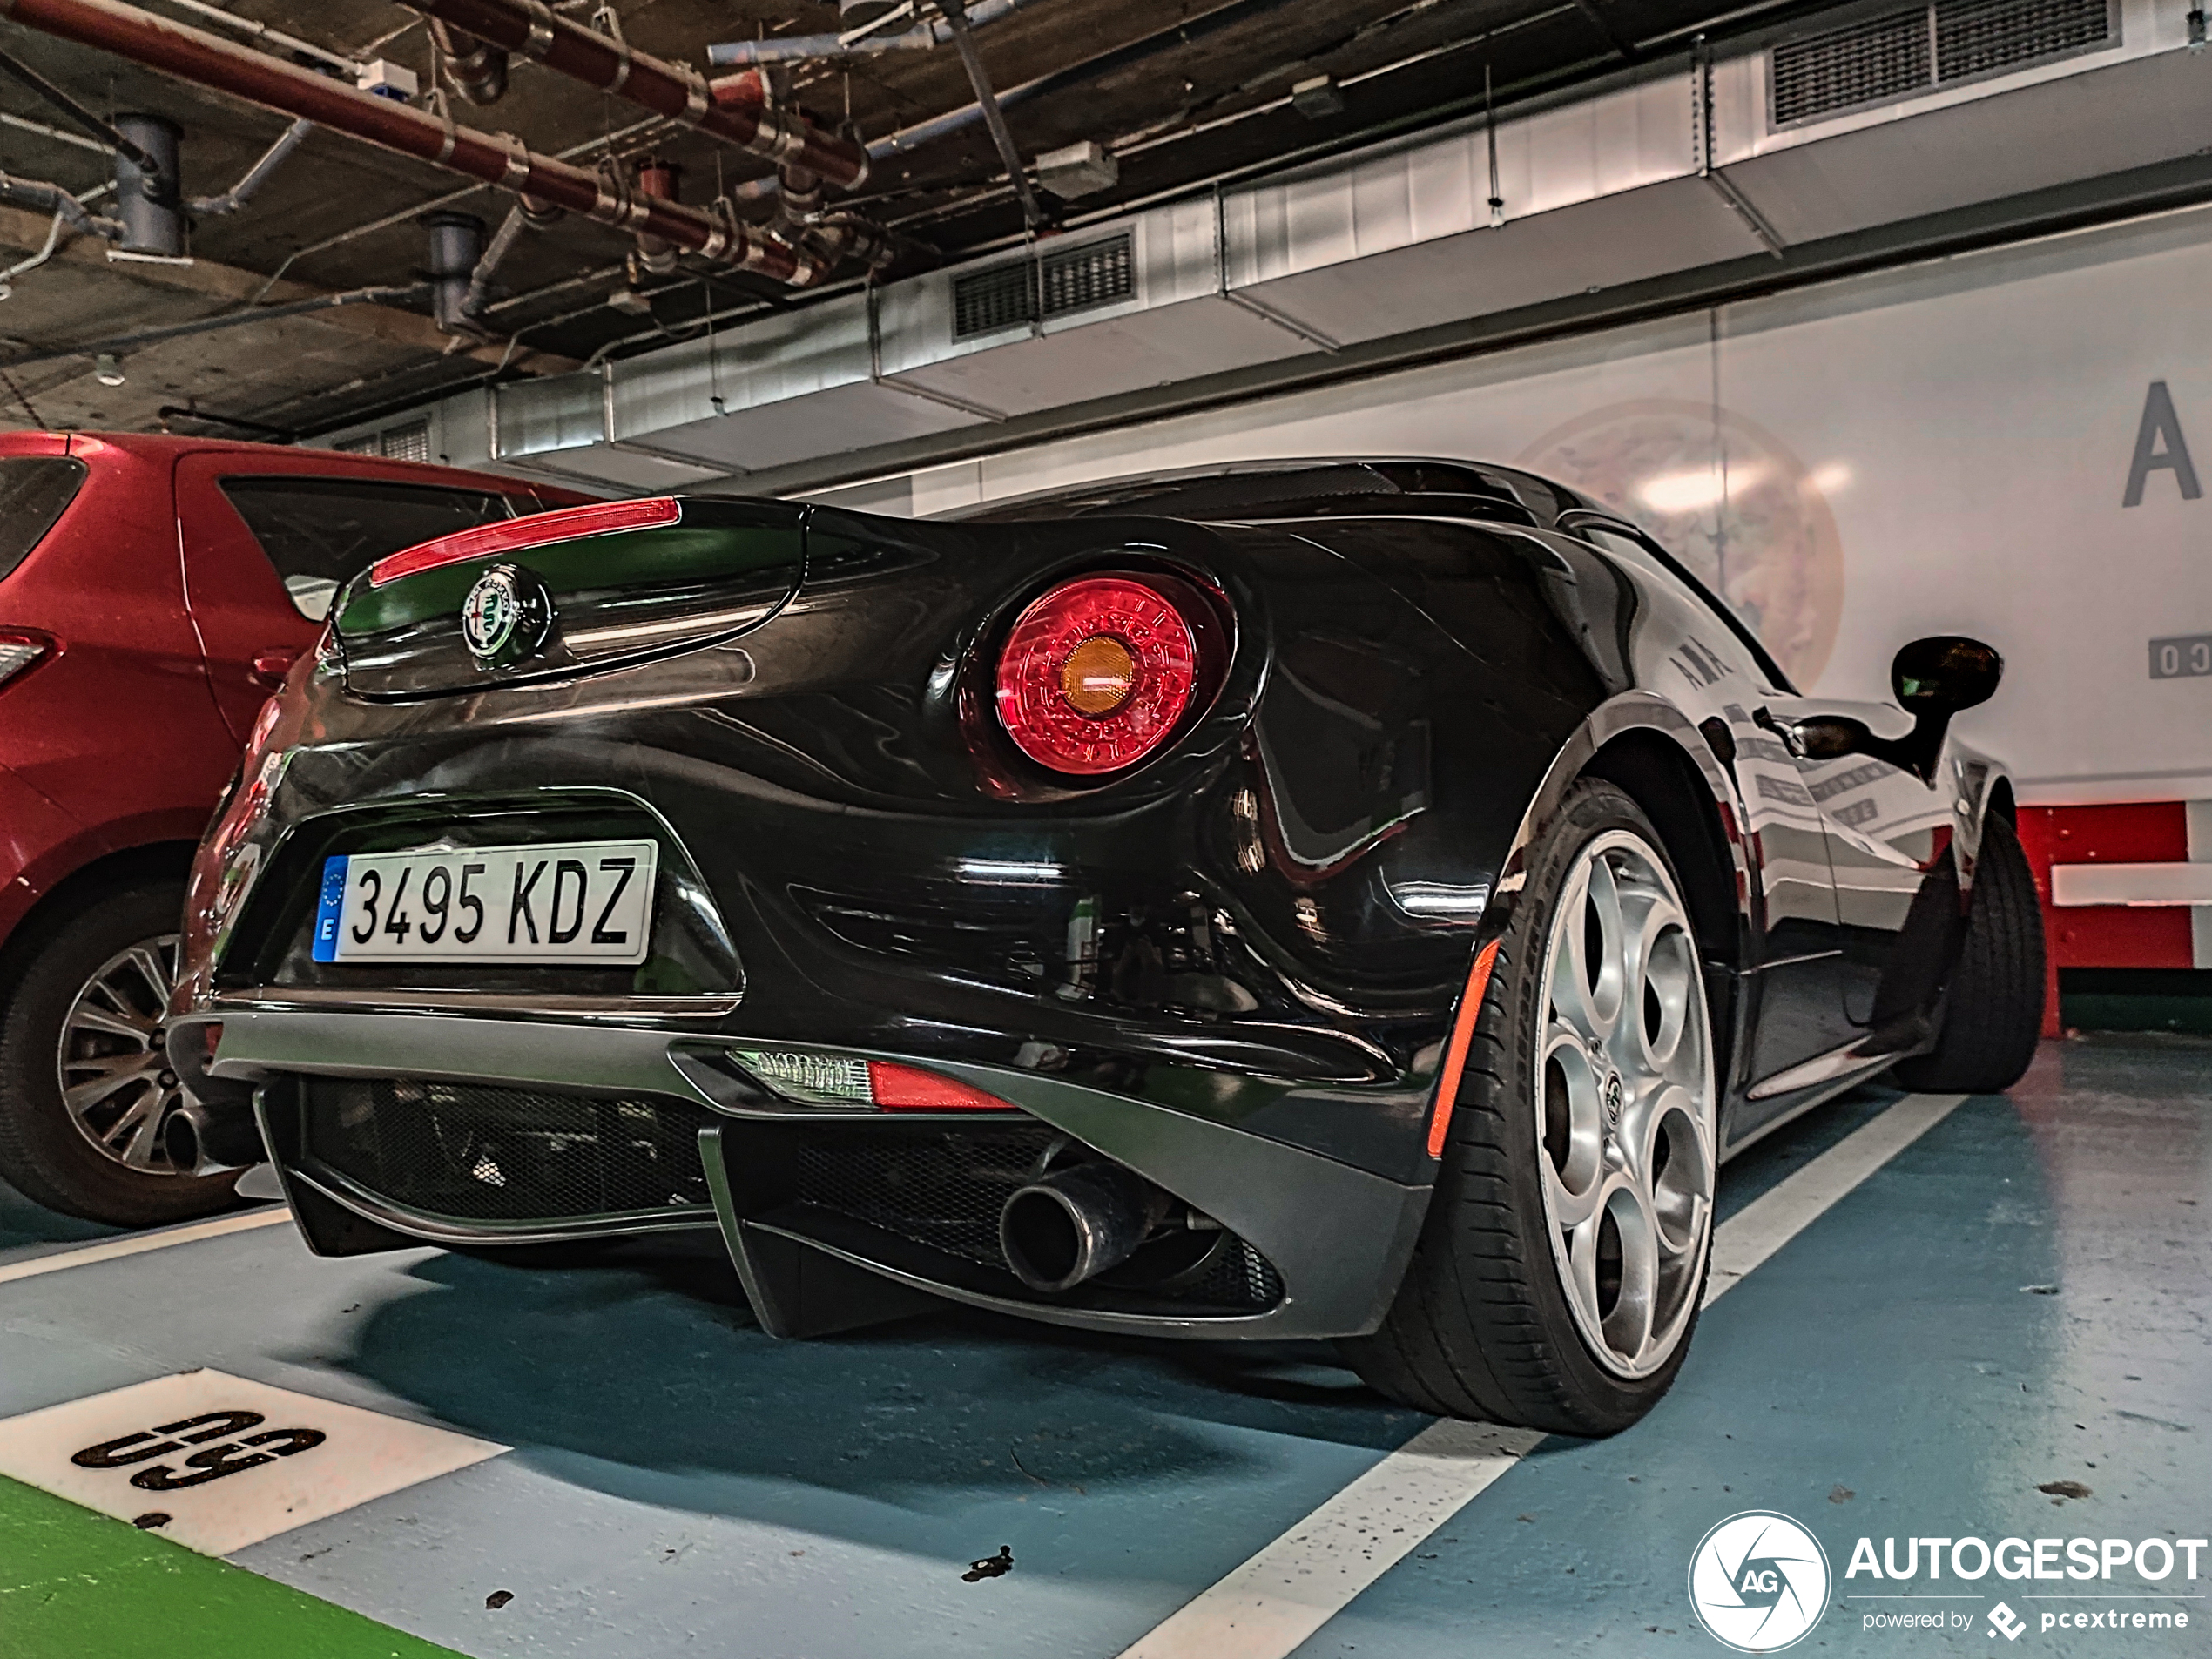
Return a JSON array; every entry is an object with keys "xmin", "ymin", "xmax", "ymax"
[{"xmin": 1058, "ymin": 634, "xmax": 1136, "ymax": 716}]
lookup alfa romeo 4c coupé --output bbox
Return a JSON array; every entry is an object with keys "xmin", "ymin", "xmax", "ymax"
[{"xmin": 164, "ymin": 459, "xmax": 2041, "ymax": 1433}]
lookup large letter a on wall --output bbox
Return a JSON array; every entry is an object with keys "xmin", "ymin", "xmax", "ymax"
[{"xmin": 2124, "ymin": 380, "xmax": 2202, "ymax": 506}]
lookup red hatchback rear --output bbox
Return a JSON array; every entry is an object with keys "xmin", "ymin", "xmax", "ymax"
[{"xmin": 0, "ymin": 430, "xmax": 586, "ymax": 1224}]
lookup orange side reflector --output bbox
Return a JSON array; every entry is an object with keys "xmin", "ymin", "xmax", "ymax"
[{"xmin": 1426, "ymin": 939, "xmax": 1501, "ymax": 1159}]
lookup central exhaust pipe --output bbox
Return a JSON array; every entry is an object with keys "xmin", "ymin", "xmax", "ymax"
[
  {"xmin": 999, "ymin": 1161, "xmax": 1170, "ymax": 1293},
  {"xmin": 163, "ymin": 1098, "xmax": 265, "ymax": 1176}
]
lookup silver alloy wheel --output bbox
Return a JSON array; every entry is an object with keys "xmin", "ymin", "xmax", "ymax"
[
  {"xmin": 1534, "ymin": 829, "xmax": 1715, "ymax": 1379},
  {"xmin": 56, "ymin": 933, "xmax": 186, "ymax": 1175}
]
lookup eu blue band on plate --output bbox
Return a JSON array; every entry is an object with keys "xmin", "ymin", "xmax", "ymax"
[{"xmin": 312, "ymin": 854, "xmax": 350, "ymax": 962}]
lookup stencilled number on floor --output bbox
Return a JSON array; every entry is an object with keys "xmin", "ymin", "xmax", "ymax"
[{"xmin": 70, "ymin": 1409, "xmax": 327, "ymax": 1491}]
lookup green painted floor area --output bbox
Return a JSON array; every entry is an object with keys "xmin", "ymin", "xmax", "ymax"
[{"xmin": 0, "ymin": 1475, "xmax": 464, "ymax": 1659}]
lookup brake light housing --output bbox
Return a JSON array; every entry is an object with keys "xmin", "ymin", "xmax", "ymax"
[
  {"xmin": 993, "ymin": 573, "xmax": 1222, "ymax": 776},
  {"xmin": 731, "ymin": 1049, "xmax": 1015, "ymax": 1110},
  {"xmin": 368, "ymin": 496, "xmax": 684, "ymax": 588}
]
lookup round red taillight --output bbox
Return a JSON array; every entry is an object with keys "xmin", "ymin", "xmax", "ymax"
[{"xmin": 995, "ymin": 576, "xmax": 1199, "ymax": 775}]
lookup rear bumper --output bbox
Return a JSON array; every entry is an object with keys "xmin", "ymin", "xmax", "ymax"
[{"xmin": 183, "ymin": 1001, "xmax": 1430, "ymax": 1341}]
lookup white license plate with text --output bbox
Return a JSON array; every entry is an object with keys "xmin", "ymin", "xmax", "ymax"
[{"xmin": 312, "ymin": 839, "xmax": 659, "ymax": 964}]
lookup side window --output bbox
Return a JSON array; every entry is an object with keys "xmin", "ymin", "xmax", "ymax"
[
  {"xmin": 0, "ymin": 456, "xmax": 89, "ymax": 584},
  {"xmin": 217, "ymin": 476, "xmax": 521, "ymax": 620}
]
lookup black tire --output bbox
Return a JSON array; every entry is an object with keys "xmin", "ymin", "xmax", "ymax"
[
  {"xmin": 0, "ymin": 879, "xmax": 241, "ymax": 1225},
  {"xmin": 1342, "ymin": 780, "xmax": 1714, "ymax": 1435},
  {"xmin": 1890, "ymin": 813, "xmax": 2045, "ymax": 1093}
]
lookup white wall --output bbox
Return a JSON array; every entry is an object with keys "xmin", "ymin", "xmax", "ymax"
[{"xmin": 876, "ymin": 203, "xmax": 2212, "ymax": 807}]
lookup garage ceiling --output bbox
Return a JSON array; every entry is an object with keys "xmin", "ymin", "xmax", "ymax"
[{"xmin": 0, "ymin": 0, "xmax": 1831, "ymax": 443}]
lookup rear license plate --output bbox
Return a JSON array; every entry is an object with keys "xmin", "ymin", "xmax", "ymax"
[{"xmin": 312, "ymin": 839, "xmax": 659, "ymax": 965}]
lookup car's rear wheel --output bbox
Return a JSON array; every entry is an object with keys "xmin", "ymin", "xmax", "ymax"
[
  {"xmin": 1343, "ymin": 779, "xmax": 1716, "ymax": 1433},
  {"xmin": 1889, "ymin": 813, "xmax": 2045, "ymax": 1093},
  {"xmin": 0, "ymin": 879, "xmax": 241, "ymax": 1224}
]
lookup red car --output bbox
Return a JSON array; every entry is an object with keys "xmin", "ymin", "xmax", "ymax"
[{"xmin": 0, "ymin": 431, "xmax": 585, "ymax": 1225}]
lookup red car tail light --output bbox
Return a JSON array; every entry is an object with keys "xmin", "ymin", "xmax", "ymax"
[
  {"xmin": 995, "ymin": 576, "xmax": 1202, "ymax": 775},
  {"xmin": 368, "ymin": 496, "xmax": 684, "ymax": 588},
  {"xmin": 732, "ymin": 1048, "xmax": 1016, "ymax": 1110},
  {"xmin": 0, "ymin": 630, "xmax": 54, "ymax": 692}
]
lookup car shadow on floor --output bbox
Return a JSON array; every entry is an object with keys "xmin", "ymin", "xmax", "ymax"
[
  {"xmin": 286, "ymin": 1079, "xmax": 1925, "ymax": 1548},
  {"xmin": 306, "ymin": 1232, "xmax": 1433, "ymax": 1540},
  {"xmin": 0, "ymin": 1174, "xmax": 126, "ymax": 1263}
]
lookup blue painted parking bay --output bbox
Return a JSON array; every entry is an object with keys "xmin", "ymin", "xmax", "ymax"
[{"xmin": 0, "ymin": 1039, "xmax": 2204, "ymax": 1658}]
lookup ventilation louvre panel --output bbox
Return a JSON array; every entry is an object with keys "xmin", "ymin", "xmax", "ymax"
[
  {"xmin": 951, "ymin": 232, "xmax": 1136, "ymax": 340},
  {"xmin": 1771, "ymin": 9, "xmax": 1931, "ymax": 126},
  {"xmin": 1937, "ymin": 0, "xmax": 2112, "ymax": 80},
  {"xmin": 1770, "ymin": 0, "xmax": 2112, "ymax": 126},
  {"xmin": 335, "ymin": 421, "xmax": 433, "ymax": 463}
]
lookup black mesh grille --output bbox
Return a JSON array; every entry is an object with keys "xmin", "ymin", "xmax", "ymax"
[
  {"xmin": 951, "ymin": 233, "xmax": 1135, "ymax": 340},
  {"xmin": 303, "ymin": 1078, "xmax": 714, "ymax": 1224},
  {"xmin": 1936, "ymin": 0, "xmax": 2109, "ymax": 80},
  {"xmin": 1169, "ymin": 1235, "xmax": 1287, "ymax": 1309},
  {"xmin": 794, "ymin": 1123, "xmax": 1058, "ymax": 1265},
  {"xmin": 1770, "ymin": 0, "xmax": 2111, "ymax": 125},
  {"xmin": 1770, "ymin": 9, "xmax": 1930, "ymax": 125}
]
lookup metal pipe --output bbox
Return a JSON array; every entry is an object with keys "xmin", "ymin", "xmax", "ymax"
[
  {"xmin": 0, "ymin": 171, "xmax": 124, "ymax": 238},
  {"xmin": 730, "ymin": 0, "xmax": 1308, "ymax": 208},
  {"xmin": 706, "ymin": 0, "xmax": 1043, "ymax": 65},
  {"xmin": 0, "ymin": 209, "xmax": 68, "ymax": 291},
  {"xmin": 427, "ymin": 17, "xmax": 507, "ymax": 104},
  {"xmin": 461, "ymin": 199, "xmax": 530, "ymax": 316},
  {"xmin": 0, "ymin": 44, "xmax": 157, "ymax": 165},
  {"xmin": 0, "ymin": 108, "xmax": 110, "ymax": 152},
  {"xmin": 0, "ymin": 281, "xmax": 428, "ymax": 367},
  {"xmin": 423, "ymin": 210, "xmax": 483, "ymax": 330},
  {"xmin": 999, "ymin": 1162, "xmax": 1170, "ymax": 1292},
  {"xmin": 394, "ymin": 0, "xmax": 869, "ymax": 188},
  {"xmin": 631, "ymin": 156, "xmax": 680, "ymax": 273},
  {"xmin": 188, "ymin": 115, "xmax": 311, "ymax": 215},
  {"xmin": 0, "ymin": 0, "xmax": 836, "ymax": 285},
  {"xmin": 112, "ymin": 110, "xmax": 184, "ymax": 254},
  {"xmin": 156, "ymin": 401, "xmax": 289, "ymax": 436},
  {"xmin": 151, "ymin": 0, "xmax": 361, "ymax": 74},
  {"xmin": 934, "ymin": 0, "xmax": 1041, "ymax": 229},
  {"xmin": 249, "ymin": 111, "xmax": 662, "ymax": 303},
  {"xmin": 162, "ymin": 1098, "xmax": 265, "ymax": 1176}
]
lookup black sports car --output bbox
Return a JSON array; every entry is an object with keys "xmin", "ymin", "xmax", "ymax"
[{"xmin": 165, "ymin": 459, "xmax": 2043, "ymax": 1434}]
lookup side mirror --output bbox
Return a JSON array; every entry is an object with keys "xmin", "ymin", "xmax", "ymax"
[
  {"xmin": 1892, "ymin": 635, "xmax": 2003, "ymax": 718},
  {"xmin": 1872, "ymin": 635, "xmax": 2002, "ymax": 782}
]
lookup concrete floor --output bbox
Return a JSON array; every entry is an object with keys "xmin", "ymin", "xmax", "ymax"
[{"xmin": 0, "ymin": 1036, "xmax": 2204, "ymax": 1658}]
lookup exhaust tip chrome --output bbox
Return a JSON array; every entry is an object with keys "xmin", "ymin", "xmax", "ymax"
[
  {"xmin": 162, "ymin": 1099, "xmax": 263, "ymax": 1177},
  {"xmin": 999, "ymin": 1161, "xmax": 1163, "ymax": 1292}
]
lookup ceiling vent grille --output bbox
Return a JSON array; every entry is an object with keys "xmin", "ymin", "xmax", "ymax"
[
  {"xmin": 337, "ymin": 421, "xmax": 432, "ymax": 462},
  {"xmin": 1771, "ymin": 9, "xmax": 1931, "ymax": 126},
  {"xmin": 952, "ymin": 232, "xmax": 1136, "ymax": 340},
  {"xmin": 1770, "ymin": 0, "xmax": 2111, "ymax": 126},
  {"xmin": 1936, "ymin": 0, "xmax": 2111, "ymax": 79}
]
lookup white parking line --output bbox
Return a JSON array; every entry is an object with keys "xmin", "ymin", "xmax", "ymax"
[
  {"xmin": 1116, "ymin": 1091, "xmax": 1970, "ymax": 1659},
  {"xmin": 0, "ymin": 1206, "xmax": 293, "ymax": 1287}
]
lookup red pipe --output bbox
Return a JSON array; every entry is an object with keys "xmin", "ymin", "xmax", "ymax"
[
  {"xmin": 399, "ymin": 0, "xmax": 868, "ymax": 190},
  {"xmin": 0, "ymin": 0, "xmax": 834, "ymax": 285}
]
